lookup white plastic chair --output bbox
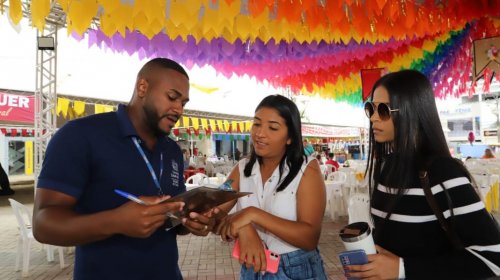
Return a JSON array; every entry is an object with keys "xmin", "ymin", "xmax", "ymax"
[
  {"xmin": 326, "ymin": 182, "xmax": 346, "ymax": 221},
  {"xmin": 330, "ymin": 171, "xmax": 347, "ymax": 183},
  {"xmin": 205, "ymin": 161, "xmax": 215, "ymax": 176},
  {"xmin": 326, "ymin": 164, "xmax": 337, "ymax": 172},
  {"xmin": 215, "ymin": 173, "xmax": 227, "ymax": 184},
  {"xmin": 323, "ymin": 164, "xmax": 335, "ymax": 179},
  {"xmin": 186, "ymin": 173, "xmax": 209, "ymax": 185},
  {"xmin": 347, "ymin": 193, "xmax": 373, "ymax": 229},
  {"xmin": 8, "ymin": 199, "xmax": 65, "ymax": 277}
]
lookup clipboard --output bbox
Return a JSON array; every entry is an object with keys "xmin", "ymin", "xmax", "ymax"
[{"xmin": 163, "ymin": 186, "xmax": 252, "ymax": 221}]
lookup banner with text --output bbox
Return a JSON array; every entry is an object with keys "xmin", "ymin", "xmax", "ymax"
[{"xmin": 0, "ymin": 92, "xmax": 35, "ymax": 124}]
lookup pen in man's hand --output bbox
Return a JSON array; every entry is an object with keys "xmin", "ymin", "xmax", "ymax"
[
  {"xmin": 114, "ymin": 189, "xmax": 180, "ymax": 219},
  {"xmin": 114, "ymin": 189, "xmax": 148, "ymax": 205}
]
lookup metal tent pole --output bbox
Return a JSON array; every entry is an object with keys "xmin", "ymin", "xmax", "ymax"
[{"xmin": 34, "ymin": 25, "xmax": 58, "ymax": 187}]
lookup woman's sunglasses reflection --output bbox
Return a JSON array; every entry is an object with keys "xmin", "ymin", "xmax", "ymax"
[{"xmin": 364, "ymin": 102, "xmax": 399, "ymax": 121}]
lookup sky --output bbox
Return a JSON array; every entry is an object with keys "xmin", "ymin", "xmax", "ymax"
[{"xmin": 0, "ymin": 15, "xmax": 366, "ymax": 128}]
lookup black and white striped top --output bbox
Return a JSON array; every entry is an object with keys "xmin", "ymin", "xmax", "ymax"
[{"xmin": 371, "ymin": 156, "xmax": 500, "ymax": 279}]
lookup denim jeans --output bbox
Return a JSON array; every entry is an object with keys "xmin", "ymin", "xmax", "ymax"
[{"xmin": 239, "ymin": 248, "xmax": 327, "ymax": 280}]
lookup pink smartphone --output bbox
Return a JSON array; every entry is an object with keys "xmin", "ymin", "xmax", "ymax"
[{"xmin": 232, "ymin": 239, "xmax": 280, "ymax": 274}]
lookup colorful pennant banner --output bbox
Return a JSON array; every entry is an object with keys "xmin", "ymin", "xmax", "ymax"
[
  {"xmin": 4, "ymin": 0, "xmax": 500, "ymax": 105},
  {"xmin": 56, "ymin": 97, "xmax": 253, "ymax": 133}
]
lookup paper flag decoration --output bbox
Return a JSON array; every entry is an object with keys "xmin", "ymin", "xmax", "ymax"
[{"xmin": 3, "ymin": 0, "xmax": 500, "ymax": 105}]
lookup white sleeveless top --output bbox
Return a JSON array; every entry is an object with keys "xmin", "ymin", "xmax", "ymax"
[{"xmin": 236, "ymin": 157, "xmax": 315, "ymax": 254}]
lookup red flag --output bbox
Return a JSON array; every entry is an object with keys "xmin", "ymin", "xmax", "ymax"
[
  {"xmin": 173, "ymin": 128, "xmax": 179, "ymax": 137},
  {"xmin": 361, "ymin": 68, "xmax": 385, "ymax": 101},
  {"xmin": 205, "ymin": 127, "xmax": 211, "ymax": 136}
]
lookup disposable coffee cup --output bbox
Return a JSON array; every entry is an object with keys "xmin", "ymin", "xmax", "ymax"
[{"xmin": 339, "ymin": 222, "xmax": 376, "ymax": 255}]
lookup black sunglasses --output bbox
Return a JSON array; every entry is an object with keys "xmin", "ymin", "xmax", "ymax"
[{"xmin": 364, "ymin": 102, "xmax": 399, "ymax": 121}]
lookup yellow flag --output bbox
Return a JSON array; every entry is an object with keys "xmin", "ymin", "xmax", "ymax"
[
  {"xmin": 95, "ymin": 104, "xmax": 104, "ymax": 114},
  {"xmin": 73, "ymin": 100, "xmax": 86, "ymax": 116},
  {"xmin": 218, "ymin": 0, "xmax": 240, "ymax": 30},
  {"xmin": 24, "ymin": 141, "xmax": 33, "ymax": 175},
  {"xmin": 191, "ymin": 117, "xmax": 200, "ymax": 130},
  {"xmin": 216, "ymin": 120, "xmax": 223, "ymax": 132},
  {"xmin": 101, "ymin": 2, "xmax": 134, "ymax": 37},
  {"xmin": 169, "ymin": 0, "xmax": 193, "ymax": 27},
  {"xmin": 67, "ymin": 105, "xmax": 76, "ymax": 120},
  {"xmin": 31, "ymin": 0, "xmax": 51, "ymax": 32},
  {"xmin": 9, "ymin": 0, "xmax": 22, "ymax": 25},
  {"xmin": 246, "ymin": 121, "xmax": 253, "ymax": 132},
  {"xmin": 67, "ymin": 0, "xmax": 98, "ymax": 35},
  {"xmin": 209, "ymin": 119, "xmax": 217, "ymax": 130},
  {"xmin": 223, "ymin": 120, "xmax": 230, "ymax": 132},
  {"xmin": 231, "ymin": 121, "xmax": 237, "ymax": 133},
  {"xmin": 200, "ymin": 118, "xmax": 208, "ymax": 129},
  {"xmin": 57, "ymin": 0, "xmax": 70, "ymax": 11},
  {"xmin": 57, "ymin": 97, "xmax": 70, "ymax": 118},
  {"xmin": 238, "ymin": 121, "xmax": 245, "ymax": 132},
  {"xmin": 103, "ymin": 105, "xmax": 114, "ymax": 113},
  {"xmin": 182, "ymin": 116, "xmax": 190, "ymax": 128},
  {"xmin": 191, "ymin": 83, "xmax": 219, "ymax": 94}
]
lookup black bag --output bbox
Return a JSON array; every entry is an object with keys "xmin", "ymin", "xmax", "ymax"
[{"xmin": 419, "ymin": 165, "xmax": 500, "ymax": 251}]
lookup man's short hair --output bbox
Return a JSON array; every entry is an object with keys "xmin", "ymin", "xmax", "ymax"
[{"xmin": 139, "ymin": 58, "xmax": 189, "ymax": 80}]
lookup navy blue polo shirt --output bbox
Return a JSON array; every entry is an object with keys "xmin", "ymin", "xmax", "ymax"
[{"xmin": 38, "ymin": 104, "xmax": 186, "ymax": 280}]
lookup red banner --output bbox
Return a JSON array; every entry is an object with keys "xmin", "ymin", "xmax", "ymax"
[
  {"xmin": 302, "ymin": 125, "xmax": 360, "ymax": 137},
  {"xmin": 0, "ymin": 92, "xmax": 35, "ymax": 124}
]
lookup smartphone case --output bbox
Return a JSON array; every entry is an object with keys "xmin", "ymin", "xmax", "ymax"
[
  {"xmin": 232, "ymin": 239, "xmax": 280, "ymax": 274},
  {"xmin": 339, "ymin": 249, "xmax": 368, "ymax": 280}
]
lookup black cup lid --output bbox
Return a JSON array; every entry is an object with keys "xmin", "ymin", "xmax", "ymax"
[{"xmin": 339, "ymin": 222, "xmax": 371, "ymax": 242}]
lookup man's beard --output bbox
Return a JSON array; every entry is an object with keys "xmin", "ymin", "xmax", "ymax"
[{"xmin": 143, "ymin": 104, "xmax": 169, "ymax": 137}]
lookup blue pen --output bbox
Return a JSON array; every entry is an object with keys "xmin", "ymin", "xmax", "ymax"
[
  {"xmin": 114, "ymin": 189, "xmax": 180, "ymax": 220},
  {"xmin": 114, "ymin": 189, "xmax": 147, "ymax": 205}
]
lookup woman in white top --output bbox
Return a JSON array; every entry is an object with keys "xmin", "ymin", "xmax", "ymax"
[{"xmin": 214, "ymin": 95, "xmax": 327, "ymax": 279}]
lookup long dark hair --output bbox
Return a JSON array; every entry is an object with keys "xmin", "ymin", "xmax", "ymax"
[
  {"xmin": 244, "ymin": 95, "xmax": 306, "ymax": 192},
  {"xmin": 365, "ymin": 69, "xmax": 475, "ymax": 224}
]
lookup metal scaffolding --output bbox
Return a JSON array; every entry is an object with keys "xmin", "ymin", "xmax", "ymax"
[{"xmin": 34, "ymin": 25, "xmax": 58, "ymax": 182}]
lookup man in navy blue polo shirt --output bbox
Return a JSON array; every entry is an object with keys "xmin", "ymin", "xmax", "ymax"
[{"xmin": 33, "ymin": 58, "xmax": 215, "ymax": 280}]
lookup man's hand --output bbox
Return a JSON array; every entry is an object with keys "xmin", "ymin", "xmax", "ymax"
[
  {"xmin": 113, "ymin": 195, "xmax": 184, "ymax": 238},
  {"xmin": 181, "ymin": 207, "xmax": 219, "ymax": 236}
]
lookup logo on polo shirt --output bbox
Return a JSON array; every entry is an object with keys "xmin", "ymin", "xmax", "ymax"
[{"xmin": 171, "ymin": 160, "xmax": 180, "ymax": 187}]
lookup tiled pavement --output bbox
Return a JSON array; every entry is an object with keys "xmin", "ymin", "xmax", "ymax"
[{"xmin": 0, "ymin": 178, "xmax": 348, "ymax": 279}]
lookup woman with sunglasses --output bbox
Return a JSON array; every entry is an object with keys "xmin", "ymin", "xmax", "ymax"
[{"xmin": 345, "ymin": 70, "xmax": 500, "ymax": 279}]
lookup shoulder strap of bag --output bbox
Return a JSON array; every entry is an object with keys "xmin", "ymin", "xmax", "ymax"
[{"xmin": 419, "ymin": 170, "xmax": 464, "ymax": 251}]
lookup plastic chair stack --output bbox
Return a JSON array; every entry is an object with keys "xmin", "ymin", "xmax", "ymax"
[
  {"xmin": 347, "ymin": 193, "xmax": 373, "ymax": 229},
  {"xmin": 8, "ymin": 198, "xmax": 65, "ymax": 277}
]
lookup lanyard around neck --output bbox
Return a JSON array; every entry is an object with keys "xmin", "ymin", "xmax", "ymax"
[{"xmin": 132, "ymin": 137, "xmax": 164, "ymax": 196}]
